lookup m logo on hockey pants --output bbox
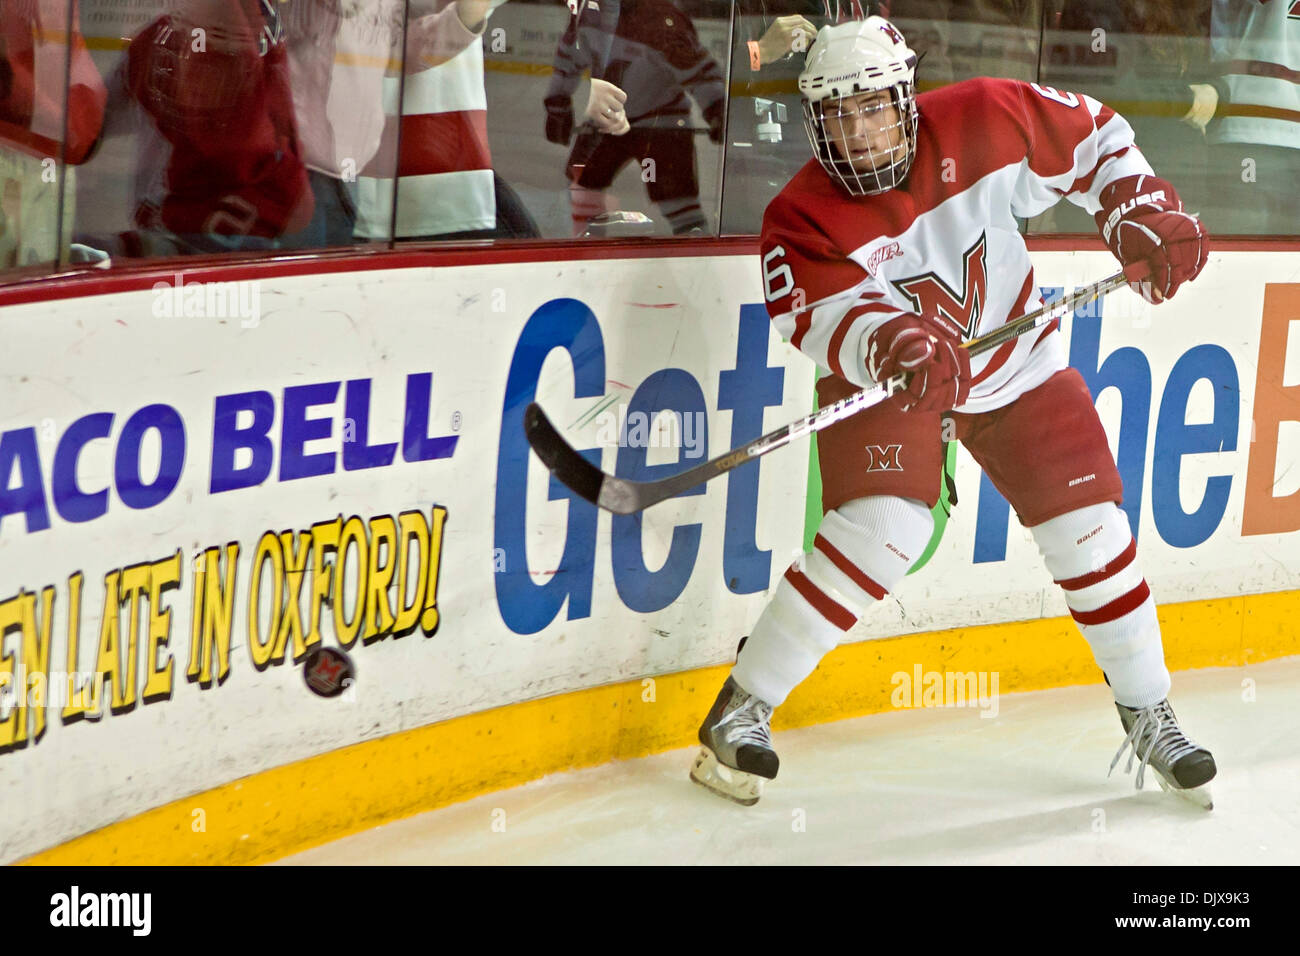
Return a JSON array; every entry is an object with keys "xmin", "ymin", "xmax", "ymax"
[{"xmin": 866, "ymin": 443, "xmax": 904, "ymax": 472}]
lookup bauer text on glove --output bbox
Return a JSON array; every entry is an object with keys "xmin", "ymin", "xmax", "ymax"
[{"xmin": 1095, "ymin": 174, "xmax": 1208, "ymax": 304}]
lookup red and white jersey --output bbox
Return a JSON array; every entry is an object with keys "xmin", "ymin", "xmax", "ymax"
[{"xmin": 760, "ymin": 77, "xmax": 1152, "ymax": 414}]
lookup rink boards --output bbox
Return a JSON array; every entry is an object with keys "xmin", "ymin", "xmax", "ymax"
[{"xmin": 0, "ymin": 246, "xmax": 1297, "ymax": 863}]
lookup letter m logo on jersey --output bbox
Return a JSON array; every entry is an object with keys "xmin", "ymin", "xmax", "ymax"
[{"xmin": 891, "ymin": 233, "xmax": 989, "ymax": 340}]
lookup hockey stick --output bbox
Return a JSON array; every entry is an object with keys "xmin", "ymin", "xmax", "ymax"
[{"xmin": 524, "ymin": 271, "xmax": 1128, "ymax": 515}]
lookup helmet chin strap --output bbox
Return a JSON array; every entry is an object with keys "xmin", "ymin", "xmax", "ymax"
[{"xmin": 840, "ymin": 149, "xmax": 913, "ymax": 195}]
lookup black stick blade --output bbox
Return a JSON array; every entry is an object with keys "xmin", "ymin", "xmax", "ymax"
[{"xmin": 523, "ymin": 402, "xmax": 606, "ymax": 507}]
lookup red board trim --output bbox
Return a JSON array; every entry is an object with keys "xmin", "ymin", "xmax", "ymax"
[{"xmin": 2, "ymin": 236, "xmax": 1298, "ymax": 309}]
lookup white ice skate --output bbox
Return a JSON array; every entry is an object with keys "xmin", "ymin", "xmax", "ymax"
[
  {"xmin": 690, "ymin": 676, "xmax": 779, "ymax": 806},
  {"xmin": 1110, "ymin": 699, "xmax": 1217, "ymax": 809}
]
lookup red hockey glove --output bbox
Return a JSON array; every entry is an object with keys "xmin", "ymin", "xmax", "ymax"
[
  {"xmin": 1095, "ymin": 174, "xmax": 1208, "ymax": 304},
  {"xmin": 866, "ymin": 314, "xmax": 971, "ymax": 414}
]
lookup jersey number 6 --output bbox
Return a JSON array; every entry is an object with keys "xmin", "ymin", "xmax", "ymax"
[{"xmin": 763, "ymin": 246, "xmax": 795, "ymax": 302}]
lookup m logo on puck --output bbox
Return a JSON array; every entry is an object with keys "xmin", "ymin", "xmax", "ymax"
[{"xmin": 304, "ymin": 647, "xmax": 355, "ymax": 698}]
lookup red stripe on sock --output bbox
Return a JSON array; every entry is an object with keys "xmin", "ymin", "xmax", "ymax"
[
  {"xmin": 1056, "ymin": 538, "xmax": 1137, "ymax": 592},
  {"xmin": 784, "ymin": 567, "xmax": 856, "ymax": 631},
  {"xmin": 813, "ymin": 534, "xmax": 888, "ymax": 600},
  {"xmin": 1069, "ymin": 579, "xmax": 1150, "ymax": 626}
]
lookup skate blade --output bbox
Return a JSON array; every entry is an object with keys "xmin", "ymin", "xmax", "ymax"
[
  {"xmin": 689, "ymin": 747, "xmax": 763, "ymax": 806},
  {"xmin": 1154, "ymin": 773, "xmax": 1214, "ymax": 811}
]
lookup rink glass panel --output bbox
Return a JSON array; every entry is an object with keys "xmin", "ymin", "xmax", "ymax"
[
  {"xmin": 1031, "ymin": 10, "xmax": 1212, "ymax": 234},
  {"xmin": 448, "ymin": 0, "xmax": 729, "ymax": 240},
  {"xmin": 65, "ymin": 0, "xmax": 400, "ymax": 261},
  {"xmin": 0, "ymin": 0, "xmax": 77, "ymax": 279},
  {"xmin": 717, "ymin": 0, "xmax": 1050, "ymax": 236},
  {"xmin": 717, "ymin": 1, "xmax": 1299, "ymax": 240},
  {"xmin": 5, "ymin": 0, "xmax": 1298, "ymax": 278}
]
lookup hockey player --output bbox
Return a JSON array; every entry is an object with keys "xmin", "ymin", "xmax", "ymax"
[{"xmin": 691, "ymin": 17, "xmax": 1216, "ymax": 807}]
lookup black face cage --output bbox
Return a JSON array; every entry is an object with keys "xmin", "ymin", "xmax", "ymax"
[{"xmin": 801, "ymin": 81, "xmax": 919, "ymax": 196}]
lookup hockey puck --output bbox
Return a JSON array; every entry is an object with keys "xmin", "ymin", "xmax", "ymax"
[{"xmin": 303, "ymin": 647, "xmax": 355, "ymax": 698}]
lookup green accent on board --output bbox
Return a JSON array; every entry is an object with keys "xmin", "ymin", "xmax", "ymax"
[
  {"xmin": 804, "ymin": 426, "xmax": 823, "ymax": 552},
  {"xmin": 803, "ymin": 379, "xmax": 825, "ymax": 552},
  {"xmin": 906, "ymin": 441, "xmax": 957, "ymax": 575}
]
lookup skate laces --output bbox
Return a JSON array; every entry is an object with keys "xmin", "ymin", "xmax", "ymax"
[
  {"xmin": 720, "ymin": 694, "xmax": 773, "ymax": 750},
  {"xmin": 1109, "ymin": 700, "xmax": 1201, "ymax": 790}
]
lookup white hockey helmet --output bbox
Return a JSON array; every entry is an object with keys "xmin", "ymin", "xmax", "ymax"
[{"xmin": 798, "ymin": 17, "xmax": 919, "ymax": 196}]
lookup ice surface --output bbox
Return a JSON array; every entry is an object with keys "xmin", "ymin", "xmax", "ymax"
[{"xmin": 276, "ymin": 658, "xmax": 1300, "ymax": 865}]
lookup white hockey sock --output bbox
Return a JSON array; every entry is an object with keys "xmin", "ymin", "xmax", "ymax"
[
  {"xmin": 1030, "ymin": 502, "xmax": 1170, "ymax": 708},
  {"xmin": 733, "ymin": 496, "xmax": 933, "ymax": 706}
]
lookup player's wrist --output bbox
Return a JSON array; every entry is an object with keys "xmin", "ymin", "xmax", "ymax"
[
  {"xmin": 1095, "ymin": 174, "xmax": 1178, "ymax": 244},
  {"xmin": 1095, "ymin": 174, "xmax": 1207, "ymax": 302}
]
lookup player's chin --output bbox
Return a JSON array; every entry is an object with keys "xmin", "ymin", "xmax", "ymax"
[
  {"xmin": 838, "ymin": 153, "xmax": 890, "ymax": 176},
  {"xmin": 840, "ymin": 146, "xmax": 902, "ymax": 175}
]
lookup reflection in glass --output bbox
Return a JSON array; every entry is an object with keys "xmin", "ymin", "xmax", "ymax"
[
  {"xmin": 1200, "ymin": 0, "xmax": 1300, "ymax": 236},
  {"xmin": 1034, "ymin": 1, "xmax": 1213, "ymax": 234},
  {"xmin": 544, "ymin": 0, "xmax": 727, "ymax": 236},
  {"xmin": 1, "ymin": 0, "xmax": 105, "ymax": 273},
  {"xmin": 359, "ymin": 0, "xmax": 542, "ymax": 242},
  {"xmin": 122, "ymin": 1, "xmax": 309, "ymax": 253}
]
